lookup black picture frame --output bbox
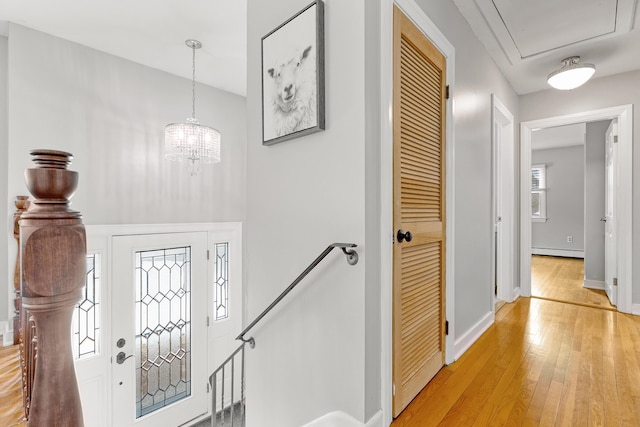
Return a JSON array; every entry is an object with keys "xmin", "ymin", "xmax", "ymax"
[{"xmin": 261, "ymin": 0, "xmax": 325, "ymax": 146}]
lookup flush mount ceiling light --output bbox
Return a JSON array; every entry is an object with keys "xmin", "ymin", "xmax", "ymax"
[
  {"xmin": 165, "ymin": 39, "xmax": 221, "ymax": 175},
  {"xmin": 547, "ymin": 56, "xmax": 596, "ymax": 90}
]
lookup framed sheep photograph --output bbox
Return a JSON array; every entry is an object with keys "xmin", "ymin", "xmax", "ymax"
[{"xmin": 261, "ymin": 0, "xmax": 325, "ymax": 146}]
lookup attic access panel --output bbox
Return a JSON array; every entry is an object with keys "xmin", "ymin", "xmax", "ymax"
[{"xmin": 492, "ymin": 0, "xmax": 617, "ymax": 57}]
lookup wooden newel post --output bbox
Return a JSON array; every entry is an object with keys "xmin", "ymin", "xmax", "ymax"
[{"xmin": 20, "ymin": 150, "xmax": 86, "ymax": 427}]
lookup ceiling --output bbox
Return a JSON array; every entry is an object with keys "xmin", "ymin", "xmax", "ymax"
[
  {"xmin": 0, "ymin": 0, "xmax": 247, "ymax": 96},
  {"xmin": 1, "ymin": 1, "xmax": 637, "ymax": 97},
  {"xmin": 454, "ymin": 0, "xmax": 640, "ymax": 94},
  {"xmin": 531, "ymin": 123, "xmax": 586, "ymax": 150}
]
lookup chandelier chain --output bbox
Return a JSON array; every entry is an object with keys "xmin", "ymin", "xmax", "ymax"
[{"xmin": 191, "ymin": 43, "xmax": 196, "ymax": 119}]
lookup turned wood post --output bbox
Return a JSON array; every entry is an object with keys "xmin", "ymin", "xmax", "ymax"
[
  {"xmin": 20, "ymin": 150, "xmax": 86, "ymax": 427},
  {"xmin": 13, "ymin": 195, "xmax": 30, "ymax": 345}
]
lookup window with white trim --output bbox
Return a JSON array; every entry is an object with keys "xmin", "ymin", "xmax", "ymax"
[
  {"xmin": 213, "ymin": 242, "xmax": 229, "ymax": 321},
  {"xmin": 531, "ymin": 164, "xmax": 547, "ymax": 222}
]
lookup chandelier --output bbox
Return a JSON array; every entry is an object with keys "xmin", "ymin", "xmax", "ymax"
[{"xmin": 165, "ymin": 39, "xmax": 221, "ymax": 175}]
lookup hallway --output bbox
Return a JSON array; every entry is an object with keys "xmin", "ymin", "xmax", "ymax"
[
  {"xmin": 531, "ymin": 255, "xmax": 615, "ymax": 310},
  {"xmin": 391, "ymin": 297, "xmax": 640, "ymax": 426}
]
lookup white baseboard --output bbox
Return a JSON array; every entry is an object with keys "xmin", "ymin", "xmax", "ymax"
[
  {"xmin": 510, "ymin": 286, "xmax": 521, "ymax": 302},
  {"xmin": 632, "ymin": 304, "xmax": 640, "ymax": 316},
  {"xmin": 302, "ymin": 411, "xmax": 365, "ymax": 427},
  {"xmin": 531, "ymin": 248, "xmax": 584, "ymax": 258},
  {"xmin": 365, "ymin": 410, "xmax": 383, "ymax": 427},
  {"xmin": 605, "ymin": 283, "xmax": 618, "ymax": 306},
  {"xmin": 453, "ymin": 311, "xmax": 494, "ymax": 361},
  {"xmin": 583, "ymin": 280, "xmax": 605, "ymax": 290}
]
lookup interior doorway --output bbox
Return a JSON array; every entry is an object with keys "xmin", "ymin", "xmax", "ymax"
[
  {"xmin": 380, "ymin": 0, "xmax": 456, "ymax": 424},
  {"xmin": 391, "ymin": 5, "xmax": 447, "ymax": 417},
  {"xmin": 528, "ymin": 121, "xmax": 614, "ymax": 309},
  {"xmin": 491, "ymin": 95, "xmax": 516, "ymax": 309},
  {"xmin": 520, "ymin": 105, "xmax": 633, "ymax": 314}
]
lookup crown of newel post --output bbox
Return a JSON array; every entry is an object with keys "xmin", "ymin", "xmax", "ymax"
[{"xmin": 20, "ymin": 149, "xmax": 86, "ymax": 426}]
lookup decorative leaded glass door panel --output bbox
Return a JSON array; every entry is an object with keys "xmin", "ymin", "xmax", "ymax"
[{"xmin": 112, "ymin": 232, "xmax": 208, "ymax": 427}]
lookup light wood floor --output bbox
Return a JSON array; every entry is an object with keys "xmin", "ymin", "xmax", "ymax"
[
  {"xmin": 391, "ymin": 297, "xmax": 640, "ymax": 426},
  {"xmin": 0, "ymin": 345, "xmax": 26, "ymax": 427},
  {"xmin": 531, "ymin": 255, "xmax": 615, "ymax": 310}
]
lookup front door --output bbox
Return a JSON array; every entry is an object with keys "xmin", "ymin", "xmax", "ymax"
[
  {"xmin": 392, "ymin": 6, "xmax": 447, "ymax": 417},
  {"xmin": 112, "ymin": 232, "xmax": 208, "ymax": 426}
]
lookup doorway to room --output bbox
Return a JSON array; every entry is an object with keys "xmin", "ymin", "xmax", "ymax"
[
  {"xmin": 520, "ymin": 105, "xmax": 633, "ymax": 313},
  {"xmin": 491, "ymin": 95, "xmax": 516, "ymax": 312},
  {"xmin": 528, "ymin": 121, "xmax": 615, "ymax": 310}
]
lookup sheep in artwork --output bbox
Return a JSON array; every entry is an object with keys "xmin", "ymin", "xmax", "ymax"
[{"xmin": 266, "ymin": 45, "xmax": 317, "ymax": 137}]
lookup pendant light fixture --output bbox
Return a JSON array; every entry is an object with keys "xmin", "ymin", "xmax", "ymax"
[
  {"xmin": 165, "ymin": 39, "xmax": 221, "ymax": 175},
  {"xmin": 547, "ymin": 56, "xmax": 595, "ymax": 90}
]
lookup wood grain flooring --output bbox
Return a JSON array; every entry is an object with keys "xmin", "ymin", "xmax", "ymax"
[
  {"xmin": 0, "ymin": 345, "xmax": 26, "ymax": 427},
  {"xmin": 531, "ymin": 255, "xmax": 615, "ymax": 310},
  {"xmin": 391, "ymin": 297, "xmax": 640, "ymax": 426}
]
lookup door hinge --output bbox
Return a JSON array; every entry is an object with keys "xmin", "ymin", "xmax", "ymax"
[
  {"xmin": 613, "ymin": 135, "xmax": 619, "ymax": 143},
  {"xmin": 207, "ymin": 249, "xmax": 210, "ymax": 260},
  {"xmin": 613, "ymin": 278, "xmax": 618, "ymax": 286},
  {"xmin": 207, "ymin": 316, "xmax": 210, "ymax": 327},
  {"xmin": 207, "ymin": 382, "xmax": 210, "ymax": 393},
  {"xmin": 392, "ymin": 383, "xmax": 396, "ymax": 396},
  {"xmin": 445, "ymin": 320, "xmax": 449, "ymax": 335},
  {"xmin": 446, "ymin": 85, "xmax": 450, "ymax": 99}
]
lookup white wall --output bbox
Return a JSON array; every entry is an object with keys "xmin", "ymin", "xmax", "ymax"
[
  {"xmin": 246, "ymin": 0, "xmax": 366, "ymax": 425},
  {"xmin": 584, "ymin": 121, "xmax": 609, "ymax": 282},
  {"xmin": 531, "ymin": 146, "xmax": 585, "ymax": 253},
  {"xmin": 364, "ymin": 0, "xmax": 382, "ymax": 420},
  {"xmin": 0, "ymin": 36, "xmax": 8, "ymax": 325},
  {"xmin": 413, "ymin": 0, "xmax": 520, "ymax": 336},
  {"xmin": 520, "ymin": 70, "xmax": 640, "ymax": 304},
  {"xmin": 4, "ymin": 24, "xmax": 246, "ymax": 325},
  {"xmin": 246, "ymin": 0, "xmax": 523, "ymax": 423}
]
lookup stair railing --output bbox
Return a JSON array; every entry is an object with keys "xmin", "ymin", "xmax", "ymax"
[
  {"xmin": 209, "ymin": 343, "xmax": 245, "ymax": 427},
  {"xmin": 208, "ymin": 243, "xmax": 358, "ymax": 427}
]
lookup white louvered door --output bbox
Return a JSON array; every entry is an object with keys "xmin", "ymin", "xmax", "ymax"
[{"xmin": 392, "ymin": 6, "xmax": 447, "ymax": 417}]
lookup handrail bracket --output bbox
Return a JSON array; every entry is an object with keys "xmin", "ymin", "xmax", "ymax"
[
  {"xmin": 331, "ymin": 242, "xmax": 359, "ymax": 266},
  {"xmin": 341, "ymin": 247, "xmax": 358, "ymax": 265},
  {"xmin": 239, "ymin": 336, "xmax": 255, "ymax": 349}
]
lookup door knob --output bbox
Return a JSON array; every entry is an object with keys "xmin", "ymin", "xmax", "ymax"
[
  {"xmin": 116, "ymin": 351, "xmax": 134, "ymax": 364},
  {"xmin": 600, "ymin": 217, "xmax": 607, "ymax": 222},
  {"xmin": 397, "ymin": 229, "xmax": 413, "ymax": 243}
]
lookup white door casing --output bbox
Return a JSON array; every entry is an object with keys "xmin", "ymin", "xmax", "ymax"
[
  {"xmin": 604, "ymin": 120, "xmax": 618, "ymax": 306},
  {"xmin": 492, "ymin": 95, "xmax": 516, "ymax": 304},
  {"xmin": 520, "ymin": 105, "xmax": 633, "ymax": 313}
]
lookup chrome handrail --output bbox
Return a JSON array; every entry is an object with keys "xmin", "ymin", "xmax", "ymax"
[{"xmin": 236, "ymin": 242, "xmax": 358, "ymax": 348}]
